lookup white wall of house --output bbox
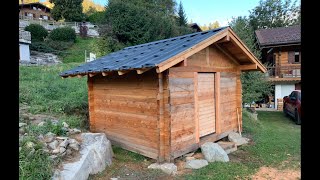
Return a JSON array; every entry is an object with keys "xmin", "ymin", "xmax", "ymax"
[
  {"xmin": 274, "ymin": 84, "xmax": 295, "ymax": 109},
  {"xmin": 19, "ymin": 43, "xmax": 30, "ymax": 61}
]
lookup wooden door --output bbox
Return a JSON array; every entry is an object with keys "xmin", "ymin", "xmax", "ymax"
[{"xmin": 197, "ymin": 73, "xmax": 215, "ymax": 137}]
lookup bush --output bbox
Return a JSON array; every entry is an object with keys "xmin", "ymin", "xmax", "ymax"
[
  {"xmin": 48, "ymin": 27, "xmax": 76, "ymax": 42},
  {"xmin": 25, "ymin": 24, "xmax": 48, "ymax": 42},
  {"xmin": 30, "ymin": 42, "xmax": 56, "ymax": 54}
]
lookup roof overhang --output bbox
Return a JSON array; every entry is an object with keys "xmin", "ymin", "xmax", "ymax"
[{"xmin": 156, "ymin": 27, "xmax": 266, "ymax": 73}]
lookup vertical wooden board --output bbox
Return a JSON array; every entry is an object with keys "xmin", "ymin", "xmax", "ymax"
[
  {"xmin": 197, "ymin": 73, "xmax": 216, "ymax": 137},
  {"xmin": 215, "ymin": 72, "xmax": 221, "ymax": 134},
  {"xmin": 169, "ymin": 69, "xmax": 197, "ymax": 157},
  {"xmin": 220, "ymin": 72, "xmax": 237, "ymax": 132},
  {"xmin": 193, "ymin": 72, "xmax": 199, "ymax": 143}
]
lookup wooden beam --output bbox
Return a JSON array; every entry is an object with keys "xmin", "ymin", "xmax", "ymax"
[
  {"xmin": 89, "ymin": 73, "xmax": 96, "ymax": 77},
  {"xmin": 87, "ymin": 77, "xmax": 95, "ymax": 132},
  {"xmin": 118, "ymin": 70, "xmax": 130, "ymax": 75},
  {"xmin": 216, "ymin": 34, "xmax": 230, "ymax": 43},
  {"xmin": 169, "ymin": 66, "xmax": 237, "ymax": 73},
  {"xmin": 156, "ymin": 29, "xmax": 229, "ymax": 73},
  {"xmin": 102, "ymin": 72, "xmax": 109, "ymax": 76},
  {"xmin": 214, "ymin": 44, "xmax": 240, "ymax": 65},
  {"xmin": 183, "ymin": 58, "xmax": 188, "ymax": 66},
  {"xmin": 194, "ymin": 72, "xmax": 200, "ymax": 143},
  {"xmin": 157, "ymin": 73, "xmax": 165, "ymax": 162},
  {"xmin": 136, "ymin": 68, "xmax": 151, "ymax": 74},
  {"xmin": 227, "ymin": 28, "xmax": 267, "ymax": 73},
  {"xmin": 215, "ymin": 72, "xmax": 221, "ymax": 134},
  {"xmin": 239, "ymin": 64, "xmax": 257, "ymax": 71}
]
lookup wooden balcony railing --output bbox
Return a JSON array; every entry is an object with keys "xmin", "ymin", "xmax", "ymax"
[{"xmin": 266, "ymin": 64, "xmax": 301, "ymax": 78}]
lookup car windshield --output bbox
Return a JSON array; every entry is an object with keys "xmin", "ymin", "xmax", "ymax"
[{"xmin": 297, "ymin": 92, "xmax": 301, "ymax": 101}]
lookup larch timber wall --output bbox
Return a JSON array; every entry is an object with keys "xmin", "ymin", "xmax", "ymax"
[{"xmin": 88, "ymin": 70, "xmax": 159, "ymax": 159}]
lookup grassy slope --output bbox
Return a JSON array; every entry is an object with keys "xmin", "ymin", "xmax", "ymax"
[
  {"xmin": 184, "ymin": 111, "xmax": 301, "ymax": 180},
  {"xmin": 60, "ymin": 37, "xmax": 99, "ymax": 63}
]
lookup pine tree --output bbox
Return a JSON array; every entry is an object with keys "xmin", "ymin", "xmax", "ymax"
[
  {"xmin": 50, "ymin": 0, "xmax": 84, "ymax": 21},
  {"xmin": 177, "ymin": 1, "xmax": 187, "ymax": 26}
]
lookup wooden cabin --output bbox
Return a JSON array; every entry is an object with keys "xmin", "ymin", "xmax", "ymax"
[
  {"xmin": 255, "ymin": 25, "xmax": 301, "ymax": 110},
  {"xmin": 60, "ymin": 27, "xmax": 266, "ymax": 162},
  {"xmin": 19, "ymin": 2, "xmax": 52, "ymax": 20}
]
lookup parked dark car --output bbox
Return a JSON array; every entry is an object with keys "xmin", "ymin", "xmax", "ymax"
[{"xmin": 283, "ymin": 90, "xmax": 301, "ymax": 124}]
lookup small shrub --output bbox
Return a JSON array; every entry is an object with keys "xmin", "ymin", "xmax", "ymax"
[
  {"xmin": 25, "ymin": 24, "xmax": 48, "ymax": 42},
  {"xmin": 48, "ymin": 27, "xmax": 76, "ymax": 42}
]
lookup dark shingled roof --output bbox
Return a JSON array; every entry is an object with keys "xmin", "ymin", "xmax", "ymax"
[
  {"xmin": 255, "ymin": 25, "xmax": 300, "ymax": 47},
  {"xmin": 60, "ymin": 26, "xmax": 228, "ymax": 77}
]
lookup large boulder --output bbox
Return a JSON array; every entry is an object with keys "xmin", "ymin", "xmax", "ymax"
[
  {"xmin": 52, "ymin": 133, "xmax": 113, "ymax": 180},
  {"xmin": 185, "ymin": 159, "xmax": 208, "ymax": 169},
  {"xmin": 200, "ymin": 142, "xmax": 229, "ymax": 162},
  {"xmin": 148, "ymin": 163, "xmax": 177, "ymax": 175},
  {"xmin": 228, "ymin": 132, "xmax": 249, "ymax": 146}
]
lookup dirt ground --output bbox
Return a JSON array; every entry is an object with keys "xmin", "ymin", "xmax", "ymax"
[{"xmin": 251, "ymin": 166, "xmax": 300, "ymax": 180}]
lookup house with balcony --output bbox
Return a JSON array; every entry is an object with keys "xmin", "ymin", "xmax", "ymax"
[
  {"xmin": 255, "ymin": 25, "xmax": 301, "ymax": 110},
  {"xmin": 19, "ymin": 2, "xmax": 53, "ymax": 21}
]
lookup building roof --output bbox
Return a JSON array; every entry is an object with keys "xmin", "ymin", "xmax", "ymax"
[
  {"xmin": 60, "ymin": 26, "xmax": 266, "ymax": 78},
  {"xmin": 19, "ymin": 2, "xmax": 52, "ymax": 10},
  {"xmin": 188, "ymin": 23, "xmax": 202, "ymax": 32},
  {"xmin": 255, "ymin": 25, "xmax": 300, "ymax": 48}
]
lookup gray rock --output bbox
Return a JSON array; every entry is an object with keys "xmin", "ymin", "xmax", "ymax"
[
  {"xmin": 50, "ymin": 155, "xmax": 58, "ymax": 159},
  {"xmin": 66, "ymin": 149, "xmax": 72, "ymax": 155},
  {"xmin": 38, "ymin": 122, "xmax": 46, "ymax": 127},
  {"xmin": 62, "ymin": 122, "xmax": 69, "ymax": 128},
  {"xmin": 48, "ymin": 140, "xmax": 59, "ymax": 150},
  {"xmin": 19, "ymin": 123, "xmax": 27, "ymax": 128},
  {"xmin": 52, "ymin": 133, "xmax": 113, "ymax": 180},
  {"xmin": 148, "ymin": 163, "xmax": 177, "ymax": 175},
  {"xmin": 56, "ymin": 136, "xmax": 68, "ymax": 140},
  {"xmin": 59, "ymin": 147, "xmax": 66, "ymax": 153},
  {"xmin": 25, "ymin": 141, "xmax": 34, "ymax": 149},
  {"xmin": 59, "ymin": 139, "xmax": 69, "ymax": 148},
  {"xmin": 38, "ymin": 134, "xmax": 44, "ymax": 141},
  {"xmin": 228, "ymin": 132, "xmax": 249, "ymax": 146},
  {"xmin": 52, "ymin": 148, "xmax": 60, "ymax": 154},
  {"xmin": 200, "ymin": 142, "xmax": 229, "ymax": 162},
  {"xmin": 62, "ymin": 127, "xmax": 69, "ymax": 132},
  {"xmin": 110, "ymin": 178, "xmax": 118, "ymax": 180},
  {"xmin": 44, "ymin": 132, "xmax": 56, "ymax": 143},
  {"xmin": 185, "ymin": 159, "xmax": 208, "ymax": 169},
  {"xmin": 51, "ymin": 119, "xmax": 59, "ymax": 125},
  {"xmin": 69, "ymin": 128, "xmax": 81, "ymax": 134},
  {"xmin": 68, "ymin": 139, "xmax": 80, "ymax": 151}
]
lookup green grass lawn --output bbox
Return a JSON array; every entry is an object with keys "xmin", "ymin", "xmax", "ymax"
[{"xmin": 183, "ymin": 111, "xmax": 301, "ymax": 179}]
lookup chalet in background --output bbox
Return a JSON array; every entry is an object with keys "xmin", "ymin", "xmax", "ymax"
[
  {"xmin": 60, "ymin": 27, "xmax": 266, "ymax": 162},
  {"xmin": 19, "ymin": 2, "xmax": 53, "ymax": 21},
  {"xmin": 255, "ymin": 25, "xmax": 301, "ymax": 110}
]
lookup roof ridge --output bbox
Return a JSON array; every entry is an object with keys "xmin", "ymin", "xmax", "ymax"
[{"xmin": 125, "ymin": 26, "xmax": 229, "ymax": 50}]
